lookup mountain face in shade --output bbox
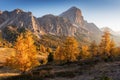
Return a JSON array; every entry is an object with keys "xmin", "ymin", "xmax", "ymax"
[{"xmin": 38, "ymin": 14, "xmax": 77, "ymax": 36}]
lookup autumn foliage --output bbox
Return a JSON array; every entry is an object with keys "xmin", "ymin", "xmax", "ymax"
[
  {"xmin": 5, "ymin": 31, "xmax": 39, "ymax": 73},
  {"xmin": 99, "ymin": 31, "xmax": 116, "ymax": 58},
  {"xmin": 54, "ymin": 46, "xmax": 66, "ymax": 63},
  {"xmin": 3, "ymin": 30, "xmax": 120, "ymax": 73},
  {"xmin": 80, "ymin": 45, "xmax": 91, "ymax": 59},
  {"xmin": 54, "ymin": 37, "xmax": 79, "ymax": 63},
  {"xmin": 89, "ymin": 41, "xmax": 98, "ymax": 57}
]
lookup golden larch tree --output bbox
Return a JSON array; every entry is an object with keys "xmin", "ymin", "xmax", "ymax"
[
  {"xmin": 89, "ymin": 41, "xmax": 98, "ymax": 57},
  {"xmin": 5, "ymin": 31, "xmax": 39, "ymax": 73},
  {"xmin": 109, "ymin": 39, "xmax": 117, "ymax": 57},
  {"xmin": 54, "ymin": 46, "xmax": 66, "ymax": 63},
  {"xmin": 99, "ymin": 30, "xmax": 116, "ymax": 57},
  {"xmin": 54, "ymin": 37, "xmax": 79, "ymax": 63},
  {"xmin": 64, "ymin": 37, "xmax": 79, "ymax": 62},
  {"xmin": 80, "ymin": 45, "xmax": 91, "ymax": 59}
]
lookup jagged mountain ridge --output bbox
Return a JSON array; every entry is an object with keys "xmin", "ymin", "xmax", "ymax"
[
  {"xmin": 0, "ymin": 8, "xmax": 78, "ymax": 37},
  {"xmin": 0, "ymin": 7, "xmax": 104, "ymax": 43},
  {"xmin": 0, "ymin": 9, "xmax": 40, "ymax": 31},
  {"xmin": 38, "ymin": 14, "xmax": 77, "ymax": 36}
]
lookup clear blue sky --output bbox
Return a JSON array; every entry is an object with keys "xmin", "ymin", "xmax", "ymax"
[{"xmin": 0, "ymin": 0, "xmax": 120, "ymax": 31}]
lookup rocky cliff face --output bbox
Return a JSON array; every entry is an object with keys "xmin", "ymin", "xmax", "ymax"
[
  {"xmin": 83, "ymin": 21, "xmax": 102, "ymax": 42},
  {"xmin": 0, "ymin": 7, "xmax": 103, "ymax": 43},
  {"xmin": 0, "ymin": 9, "xmax": 40, "ymax": 32},
  {"xmin": 60, "ymin": 7, "xmax": 102, "ymax": 42},
  {"xmin": 60, "ymin": 7, "xmax": 84, "ymax": 27},
  {"xmin": 38, "ymin": 14, "xmax": 77, "ymax": 36}
]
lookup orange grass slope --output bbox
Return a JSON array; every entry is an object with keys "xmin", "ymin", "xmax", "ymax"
[{"xmin": 0, "ymin": 48, "xmax": 16, "ymax": 63}]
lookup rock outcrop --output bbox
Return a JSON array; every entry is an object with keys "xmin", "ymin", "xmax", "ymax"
[
  {"xmin": 60, "ymin": 7, "xmax": 84, "ymax": 27},
  {"xmin": 0, "ymin": 9, "xmax": 40, "ymax": 32},
  {"xmin": 38, "ymin": 14, "xmax": 77, "ymax": 36}
]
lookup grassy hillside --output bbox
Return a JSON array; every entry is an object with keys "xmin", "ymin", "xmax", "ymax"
[
  {"xmin": 0, "ymin": 48, "xmax": 47, "ymax": 64},
  {"xmin": 0, "ymin": 48, "xmax": 16, "ymax": 63}
]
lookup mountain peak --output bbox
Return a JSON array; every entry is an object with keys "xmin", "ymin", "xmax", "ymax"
[
  {"xmin": 60, "ymin": 6, "xmax": 84, "ymax": 27},
  {"xmin": 0, "ymin": 8, "xmax": 39, "ymax": 33},
  {"xmin": 70, "ymin": 6, "xmax": 78, "ymax": 9},
  {"xmin": 12, "ymin": 9, "xmax": 24, "ymax": 13},
  {"xmin": 60, "ymin": 6, "xmax": 82, "ymax": 16},
  {"xmin": 68, "ymin": 6, "xmax": 81, "ymax": 12},
  {"xmin": 12, "ymin": 8, "xmax": 24, "ymax": 13}
]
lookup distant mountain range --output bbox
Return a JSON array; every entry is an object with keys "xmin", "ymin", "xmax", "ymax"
[
  {"xmin": 101, "ymin": 27, "xmax": 120, "ymax": 36},
  {"xmin": 101, "ymin": 27, "xmax": 120, "ymax": 45},
  {"xmin": 0, "ymin": 7, "xmax": 119, "ymax": 44}
]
